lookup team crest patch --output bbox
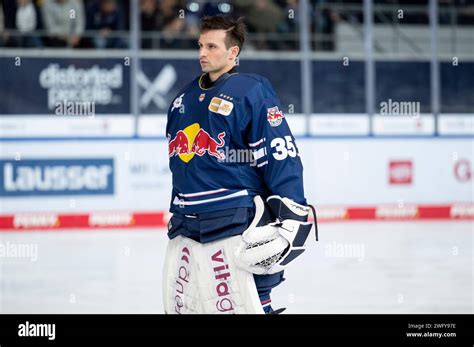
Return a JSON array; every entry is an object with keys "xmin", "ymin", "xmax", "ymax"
[
  {"xmin": 199, "ymin": 93, "xmax": 205, "ymax": 102},
  {"xmin": 208, "ymin": 97, "xmax": 234, "ymax": 116},
  {"xmin": 267, "ymin": 106, "xmax": 284, "ymax": 127},
  {"xmin": 172, "ymin": 93, "xmax": 184, "ymax": 112}
]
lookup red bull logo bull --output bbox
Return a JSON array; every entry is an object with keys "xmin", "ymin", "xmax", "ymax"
[
  {"xmin": 168, "ymin": 130, "xmax": 189, "ymax": 157},
  {"xmin": 267, "ymin": 106, "xmax": 284, "ymax": 127},
  {"xmin": 168, "ymin": 123, "xmax": 226, "ymax": 162}
]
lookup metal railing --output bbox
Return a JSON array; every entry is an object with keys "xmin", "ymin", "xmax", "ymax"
[{"xmin": 1, "ymin": 3, "xmax": 472, "ymax": 53}]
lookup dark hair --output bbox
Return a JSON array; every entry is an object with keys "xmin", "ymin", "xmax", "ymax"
[{"xmin": 200, "ymin": 16, "xmax": 247, "ymax": 54}]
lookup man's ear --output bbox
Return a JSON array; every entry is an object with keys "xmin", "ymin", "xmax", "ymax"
[{"xmin": 230, "ymin": 46, "xmax": 240, "ymax": 61}]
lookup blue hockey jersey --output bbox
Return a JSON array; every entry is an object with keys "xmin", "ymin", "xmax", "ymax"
[{"xmin": 166, "ymin": 70, "xmax": 306, "ymax": 215}]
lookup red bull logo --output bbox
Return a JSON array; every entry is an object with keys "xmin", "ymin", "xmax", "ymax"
[
  {"xmin": 168, "ymin": 130, "xmax": 189, "ymax": 156},
  {"xmin": 267, "ymin": 106, "xmax": 284, "ymax": 127},
  {"xmin": 168, "ymin": 123, "xmax": 226, "ymax": 162}
]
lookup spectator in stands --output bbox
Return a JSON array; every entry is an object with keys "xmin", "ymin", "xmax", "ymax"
[
  {"xmin": 313, "ymin": 0, "xmax": 336, "ymax": 51},
  {"xmin": 0, "ymin": 4, "xmax": 5, "ymax": 47},
  {"xmin": 15, "ymin": 0, "xmax": 43, "ymax": 47},
  {"xmin": 140, "ymin": 0, "xmax": 158, "ymax": 49},
  {"xmin": 141, "ymin": 0, "xmax": 200, "ymax": 49},
  {"xmin": 154, "ymin": 0, "xmax": 181, "ymax": 49},
  {"xmin": 182, "ymin": 1, "xmax": 200, "ymax": 41},
  {"xmin": 457, "ymin": 0, "xmax": 474, "ymax": 25},
  {"xmin": 86, "ymin": 0, "xmax": 126, "ymax": 48},
  {"xmin": 1, "ymin": 0, "xmax": 16, "ymax": 47},
  {"xmin": 276, "ymin": 0, "xmax": 300, "ymax": 50},
  {"xmin": 156, "ymin": 0, "xmax": 197, "ymax": 49},
  {"xmin": 234, "ymin": 0, "xmax": 284, "ymax": 50},
  {"xmin": 42, "ymin": 0, "xmax": 85, "ymax": 47}
]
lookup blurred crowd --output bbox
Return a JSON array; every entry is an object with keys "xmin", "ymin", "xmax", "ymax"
[
  {"xmin": 0, "ymin": 0, "xmax": 304, "ymax": 49},
  {"xmin": 1, "ymin": 0, "xmax": 127, "ymax": 48},
  {"xmin": 0, "ymin": 0, "xmax": 473, "ymax": 50}
]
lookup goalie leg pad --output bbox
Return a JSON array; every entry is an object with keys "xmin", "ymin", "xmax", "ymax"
[
  {"xmin": 163, "ymin": 234, "xmax": 264, "ymax": 314},
  {"xmin": 162, "ymin": 235, "xmax": 201, "ymax": 314}
]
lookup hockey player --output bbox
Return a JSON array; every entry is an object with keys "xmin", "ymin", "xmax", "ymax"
[{"xmin": 163, "ymin": 15, "xmax": 317, "ymax": 314}]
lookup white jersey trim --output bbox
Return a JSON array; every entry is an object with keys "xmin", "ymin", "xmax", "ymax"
[
  {"xmin": 177, "ymin": 188, "xmax": 229, "ymax": 198},
  {"xmin": 248, "ymin": 138, "xmax": 266, "ymax": 147},
  {"xmin": 252, "ymin": 147, "xmax": 267, "ymax": 161},
  {"xmin": 173, "ymin": 190, "xmax": 249, "ymax": 206}
]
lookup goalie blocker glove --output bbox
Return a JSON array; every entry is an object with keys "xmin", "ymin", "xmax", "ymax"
[{"xmin": 235, "ymin": 195, "xmax": 318, "ymax": 275}]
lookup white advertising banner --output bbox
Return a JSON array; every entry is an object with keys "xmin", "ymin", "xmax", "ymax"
[
  {"xmin": 297, "ymin": 138, "xmax": 473, "ymax": 205},
  {"xmin": 0, "ymin": 139, "xmax": 472, "ymax": 215},
  {"xmin": 0, "ymin": 140, "xmax": 171, "ymax": 213},
  {"xmin": 0, "ymin": 115, "xmax": 135, "ymax": 138}
]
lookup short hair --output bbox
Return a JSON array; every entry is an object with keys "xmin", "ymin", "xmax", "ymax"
[{"xmin": 200, "ymin": 16, "xmax": 247, "ymax": 55}]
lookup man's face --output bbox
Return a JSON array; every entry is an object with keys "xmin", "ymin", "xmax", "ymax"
[
  {"xmin": 198, "ymin": 30, "xmax": 236, "ymax": 73},
  {"xmin": 101, "ymin": 0, "xmax": 116, "ymax": 13}
]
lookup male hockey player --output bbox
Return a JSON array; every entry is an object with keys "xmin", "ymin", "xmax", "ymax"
[{"xmin": 163, "ymin": 15, "xmax": 317, "ymax": 314}]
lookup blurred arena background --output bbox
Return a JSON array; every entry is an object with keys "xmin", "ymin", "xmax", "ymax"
[{"xmin": 0, "ymin": 0, "xmax": 472, "ymax": 313}]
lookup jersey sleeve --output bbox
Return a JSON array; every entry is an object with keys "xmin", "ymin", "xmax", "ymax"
[{"xmin": 241, "ymin": 79, "xmax": 307, "ymax": 205}]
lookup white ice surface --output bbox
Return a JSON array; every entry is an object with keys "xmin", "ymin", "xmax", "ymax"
[{"xmin": 0, "ymin": 221, "xmax": 472, "ymax": 313}]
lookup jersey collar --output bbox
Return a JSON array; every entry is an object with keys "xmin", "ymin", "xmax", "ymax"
[{"xmin": 199, "ymin": 66, "xmax": 238, "ymax": 90}]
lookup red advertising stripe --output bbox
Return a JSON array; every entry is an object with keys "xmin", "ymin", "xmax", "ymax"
[
  {"xmin": 0, "ymin": 204, "xmax": 472, "ymax": 231},
  {"xmin": 346, "ymin": 207, "xmax": 376, "ymax": 220},
  {"xmin": 132, "ymin": 212, "xmax": 168, "ymax": 227},
  {"xmin": 59, "ymin": 214, "xmax": 90, "ymax": 228},
  {"xmin": 418, "ymin": 205, "xmax": 451, "ymax": 219},
  {"xmin": 0, "ymin": 215, "xmax": 14, "ymax": 229}
]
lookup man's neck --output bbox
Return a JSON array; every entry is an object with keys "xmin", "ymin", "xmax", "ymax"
[{"xmin": 209, "ymin": 64, "xmax": 236, "ymax": 82}]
